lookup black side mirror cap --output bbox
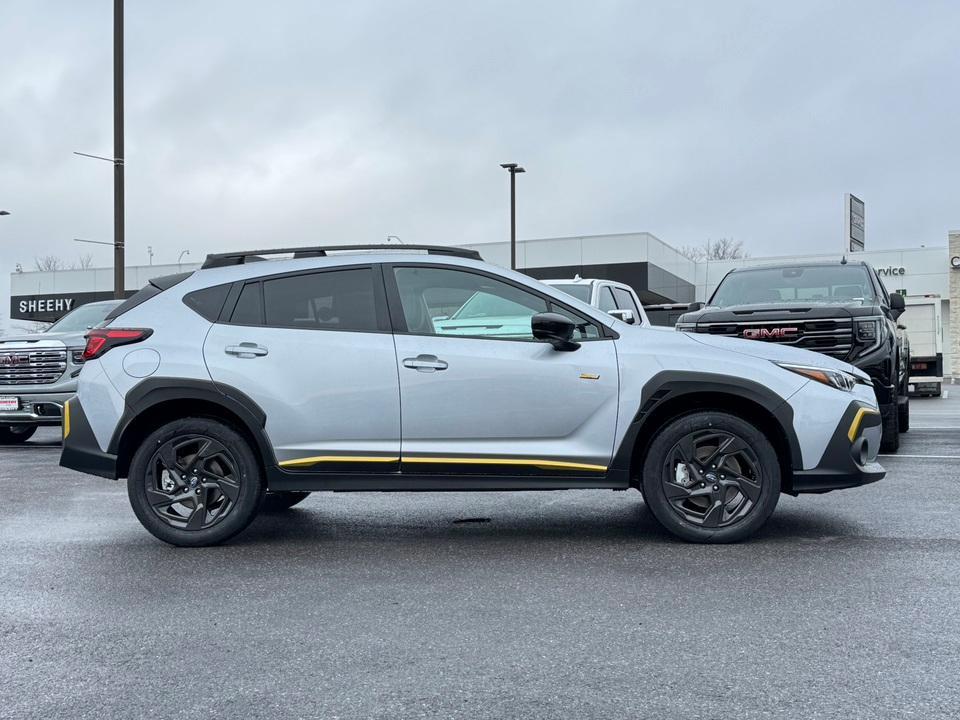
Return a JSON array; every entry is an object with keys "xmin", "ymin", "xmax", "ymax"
[
  {"xmin": 889, "ymin": 292, "xmax": 905, "ymax": 319},
  {"xmin": 532, "ymin": 312, "xmax": 580, "ymax": 351},
  {"xmin": 687, "ymin": 301, "xmax": 704, "ymax": 312}
]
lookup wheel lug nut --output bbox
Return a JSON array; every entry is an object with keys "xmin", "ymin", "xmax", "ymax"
[
  {"xmin": 700, "ymin": 482, "xmax": 705, "ymax": 488},
  {"xmin": 713, "ymin": 485, "xmax": 719, "ymax": 491}
]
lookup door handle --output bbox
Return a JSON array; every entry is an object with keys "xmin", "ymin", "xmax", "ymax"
[
  {"xmin": 402, "ymin": 354, "xmax": 448, "ymax": 372},
  {"xmin": 225, "ymin": 342, "xmax": 269, "ymax": 358}
]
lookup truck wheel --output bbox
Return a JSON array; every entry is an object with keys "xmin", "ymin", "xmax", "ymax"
[
  {"xmin": 127, "ymin": 418, "xmax": 265, "ymax": 547},
  {"xmin": 261, "ymin": 491, "xmax": 311, "ymax": 512},
  {"xmin": 0, "ymin": 424, "xmax": 37, "ymax": 444},
  {"xmin": 641, "ymin": 411, "xmax": 781, "ymax": 543},
  {"xmin": 880, "ymin": 403, "xmax": 900, "ymax": 453},
  {"xmin": 897, "ymin": 398, "xmax": 910, "ymax": 433}
]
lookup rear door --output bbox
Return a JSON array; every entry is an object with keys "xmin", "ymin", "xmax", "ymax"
[
  {"xmin": 203, "ymin": 264, "xmax": 401, "ymax": 472},
  {"xmin": 387, "ymin": 264, "xmax": 620, "ymax": 476}
]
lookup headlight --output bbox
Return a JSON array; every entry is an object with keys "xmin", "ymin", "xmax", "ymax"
[
  {"xmin": 676, "ymin": 323, "xmax": 696, "ymax": 332},
  {"xmin": 776, "ymin": 362, "xmax": 859, "ymax": 392}
]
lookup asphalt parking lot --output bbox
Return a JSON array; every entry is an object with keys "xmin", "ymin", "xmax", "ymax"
[{"xmin": 2, "ymin": 391, "xmax": 959, "ymax": 719}]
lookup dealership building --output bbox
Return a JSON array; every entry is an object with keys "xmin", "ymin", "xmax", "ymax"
[{"xmin": 8, "ymin": 231, "xmax": 959, "ymax": 375}]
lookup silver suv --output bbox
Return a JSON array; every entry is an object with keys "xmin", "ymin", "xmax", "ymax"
[{"xmin": 60, "ymin": 245, "xmax": 885, "ymax": 546}]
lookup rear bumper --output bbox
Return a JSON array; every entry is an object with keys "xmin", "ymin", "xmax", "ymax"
[
  {"xmin": 790, "ymin": 401, "xmax": 884, "ymax": 494},
  {"xmin": 59, "ymin": 398, "xmax": 118, "ymax": 479}
]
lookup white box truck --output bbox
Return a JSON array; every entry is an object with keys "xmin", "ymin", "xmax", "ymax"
[{"xmin": 903, "ymin": 294, "xmax": 943, "ymax": 397}]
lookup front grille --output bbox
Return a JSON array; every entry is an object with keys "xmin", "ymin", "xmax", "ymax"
[
  {"xmin": 695, "ymin": 318, "xmax": 854, "ymax": 360},
  {"xmin": 0, "ymin": 349, "xmax": 68, "ymax": 385}
]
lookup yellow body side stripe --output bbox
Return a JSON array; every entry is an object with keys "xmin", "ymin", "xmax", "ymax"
[{"xmin": 279, "ymin": 455, "xmax": 399, "ymax": 468}]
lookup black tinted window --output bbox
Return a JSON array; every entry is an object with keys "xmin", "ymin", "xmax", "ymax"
[
  {"xmin": 230, "ymin": 282, "xmax": 262, "ymax": 325},
  {"xmin": 263, "ymin": 268, "xmax": 378, "ymax": 332},
  {"xmin": 184, "ymin": 284, "xmax": 231, "ymax": 322}
]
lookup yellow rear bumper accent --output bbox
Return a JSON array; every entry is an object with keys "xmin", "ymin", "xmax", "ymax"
[
  {"xmin": 401, "ymin": 456, "xmax": 608, "ymax": 473},
  {"xmin": 847, "ymin": 407, "xmax": 880, "ymax": 443},
  {"xmin": 62, "ymin": 399, "xmax": 71, "ymax": 440},
  {"xmin": 279, "ymin": 455, "xmax": 399, "ymax": 469}
]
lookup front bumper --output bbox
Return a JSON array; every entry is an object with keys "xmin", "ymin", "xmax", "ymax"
[
  {"xmin": 0, "ymin": 391, "xmax": 73, "ymax": 426},
  {"xmin": 790, "ymin": 400, "xmax": 885, "ymax": 494},
  {"xmin": 60, "ymin": 398, "xmax": 118, "ymax": 479}
]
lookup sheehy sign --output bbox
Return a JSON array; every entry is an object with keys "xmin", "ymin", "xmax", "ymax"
[
  {"xmin": 10, "ymin": 291, "xmax": 133, "ymax": 323},
  {"xmin": 845, "ymin": 193, "xmax": 865, "ymax": 253}
]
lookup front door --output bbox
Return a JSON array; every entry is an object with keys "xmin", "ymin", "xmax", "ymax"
[
  {"xmin": 388, "ymin": 264, "xmax": 619, "ymax": 475},
  {"xmin": 203, "ymin": 265, "xmax": 401, "ymax": 472}
]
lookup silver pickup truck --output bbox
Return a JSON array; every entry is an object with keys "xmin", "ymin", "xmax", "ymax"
[{"xmin": 0, "ymin": 300, "xmax": 121, "ymax": 443}]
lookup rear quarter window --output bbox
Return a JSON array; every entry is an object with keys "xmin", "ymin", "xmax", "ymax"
[{"xmin": 183, "ymin": 284, "xmax": 231, "ymax": 322}]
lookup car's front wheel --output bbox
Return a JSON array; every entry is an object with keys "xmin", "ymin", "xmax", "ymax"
[
  {"xmin": 641, "ymin": 411, "xmax": 781, "ymax": 543},
  {"xmin": 127, "ymin": 418, "xmax": 264, "ymax": 547},
  {"xmin": 0, "ymin": 424, "xmax": 37, "ymax": 444}
]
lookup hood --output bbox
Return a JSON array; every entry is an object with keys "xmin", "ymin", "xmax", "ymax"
[
  {"xmin": 0, "ymin": 330, "xmax": 86, "ymax": 348},
  {"xmin": 683, "ymin": 332, "xmax": 869, "ymax": 381},
  {"xmin": 679, "ymin": 300, "xmax": 880, "ymax": 324}
]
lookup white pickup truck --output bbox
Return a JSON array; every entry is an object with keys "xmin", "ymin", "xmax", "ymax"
[{"xmin": 541, "ymin": 277, "xmax": 649, "ymax": 326}]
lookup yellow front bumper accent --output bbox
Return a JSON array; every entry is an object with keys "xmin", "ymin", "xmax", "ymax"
[
  {"xmin": 62, "ymin": 399, "xmax": 71, "ymax": 440},
  {"xmin": 847, "ymin": 407, "xmax": 880, "ymax": 443}
]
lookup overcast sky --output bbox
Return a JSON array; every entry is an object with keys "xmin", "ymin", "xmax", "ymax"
[{"xmin": 1, "ymin": 0, "xmax": 958, "ymax": 328}]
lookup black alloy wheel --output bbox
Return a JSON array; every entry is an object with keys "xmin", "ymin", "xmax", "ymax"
[
  {"xmin": 642, "ymin": 411, "xmax": 781, "ymax": 543},
  {"xmin": 128, "ymin": 418, "xmax": 264, "ymax": 546},
  {"xmin": 145, "ymin": 435, "xmax": 242, "ymax": 531},
  {"xmin": 661, "ymin": 429, "xmax": 762, "ymax": 529}
]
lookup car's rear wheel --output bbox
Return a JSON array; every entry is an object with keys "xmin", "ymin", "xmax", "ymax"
[
  {"xmin": 0, "ymin": 424, "xmax": 37, "ymax": 444},
  {"xmin": 127, "ymin": 418, "xmax": 264, "ymax": 547},
  {"xmin": 641, "ymin": 411, "xmax": 781, "ymax": 543},
  {"xmin": 261, "ymin": 491, "xmax": 311, "ymax": 512}
]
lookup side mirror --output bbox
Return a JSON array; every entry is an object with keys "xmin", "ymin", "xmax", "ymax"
[
  {"xmin": 532, "ymin": 312, "xmax": 580, "ymax": 351},
  {"xmin": 607, "ymin": 308, "xmax": 635, "ymax": 324},
  {"xmin": 888, "ymin": 292, "xmax": 905, "ymax": 319},
  {"xmin": 687, "ymin": 301, "xmax": 704, "ymax": 312}
]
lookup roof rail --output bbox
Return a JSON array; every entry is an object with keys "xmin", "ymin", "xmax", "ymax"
[{"xmin": 201, "ymin": 244, "xmax": 482, "ymax": 269}]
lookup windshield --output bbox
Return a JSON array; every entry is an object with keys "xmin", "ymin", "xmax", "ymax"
[
  {"xmin": 45, "ymin": 303, "xmax": 119, "ymax": 333},
  {"xmin": 709, "ymin": 266, "xmax": 877, "ymax": 308},
  {"xmin": 547, "ymin": 284, "xmax": 592, "ymax": 302}
]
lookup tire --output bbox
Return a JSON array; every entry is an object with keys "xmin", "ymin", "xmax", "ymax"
[
  {"xmin": 897, "ymin": 397, "xmax": 910, "ymax": 433},
  {"xmin": 127, "ymin": 418, "xmax": 265, "ymax": 547},
  {"xmin": 641, "ymin": 411, "xmax": 781, "ymax": 543},
  {"xmin": 880, "ymin": 402, "xmax": 899, "ymax": 453},
  {"xmin": 0, "ymin": 424, "xmax": 38, "ymax": 444},
  {"xmin": 261, "ymin": 491, "xmax": 311, "ymax": 512}
]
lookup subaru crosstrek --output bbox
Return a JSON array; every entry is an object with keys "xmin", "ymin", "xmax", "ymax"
[{"xmin": 60, "ymin": 245, "xmax": 885, "ymax": 546}]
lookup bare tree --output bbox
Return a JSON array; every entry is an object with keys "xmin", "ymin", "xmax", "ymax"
[
  {"xmin": 34, "ymin": 255, "xmax": 67, "ymax": 272},
  {"xmin": 679, "ymin": 238, "xmax": 749, "ymax": 262},
  {"xmin": 75, "ymin": 253, "xmax": 94, "ymax": 269}
]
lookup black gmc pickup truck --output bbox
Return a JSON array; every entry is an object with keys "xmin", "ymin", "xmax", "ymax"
[{"xmin": 677, "ymin": 260, "xmax": 909, "ymax": 452}]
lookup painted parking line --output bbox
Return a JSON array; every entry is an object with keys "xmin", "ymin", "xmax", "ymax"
[{"xmin": 880, "ymin": 454, "xmax": 960, "ymax": 459}]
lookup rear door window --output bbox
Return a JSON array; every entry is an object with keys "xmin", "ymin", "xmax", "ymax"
[
  {"xmin": 262, "ymin": 268, "xmax": 379, "ymax": 332},
  {"xmin": 612, "ymin": 287, "xmax": 642, "ymax": 323}
]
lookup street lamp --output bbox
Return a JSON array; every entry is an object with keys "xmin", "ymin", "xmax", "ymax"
[
  {"xmin": 73, "ymin": 0, "xmax": 124, "ymax": 299},
  {"xmin": 500, "ymin": 163, "xmax": 525, "ymax": 270},
  {"xmin": 178, "ymin": 249, "xmax": 190, "ymax": 264},
  {"xmin": 386, "ymin": 235, "xmax": 403, "ymax": 244},
  {"xmin": 0, "ymin": 210, "xmax": 10, "ymax": 216}
]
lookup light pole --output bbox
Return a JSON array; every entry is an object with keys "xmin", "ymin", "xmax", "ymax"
[
  {"xmin": 500, "ymin": 163, "xmax": 525, "ymax": 270},
  {"xmin": 386, "ymin": 235, "xmax": 403, "ymax": 244},
  {"xmin": 113, "ymin": 0, "xmax": 125, "ymax": 299},
  {"xmin": 0, "ymin": 210, "xmax": 10, "ymax": 216},
  {"xmin": 178, "ymin": 250, "xmax": 190, "ymax": 264}
]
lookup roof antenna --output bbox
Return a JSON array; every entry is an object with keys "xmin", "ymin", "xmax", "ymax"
[{"xmin": 840, "ymin": 254, "xmax": 848, "ymax": 265}]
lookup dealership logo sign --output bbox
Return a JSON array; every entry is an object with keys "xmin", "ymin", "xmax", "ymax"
[
  {"xmin": 741, "ymin": 327, "xmax": 799, "ymax": 340},
  {"xmin": 877, "ymin": 266, "xmax": 905, "ymax": 276},
  {"xmin": 952, "ymin": 256, "xmax": 960, "ymax": 270}
]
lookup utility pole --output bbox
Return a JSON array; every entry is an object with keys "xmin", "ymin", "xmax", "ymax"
[
  {"xmin": 113, "ymin": 0, "xmax": 125, "ymax": 299},
  {"xmin": 500, "ymin": 163, "xmax": 525, "ymax": 270}
]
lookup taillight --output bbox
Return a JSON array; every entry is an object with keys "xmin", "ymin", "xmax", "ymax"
[{"xmin": 82, "ymin": 328, "xmax": 153, "ymax": 361}]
